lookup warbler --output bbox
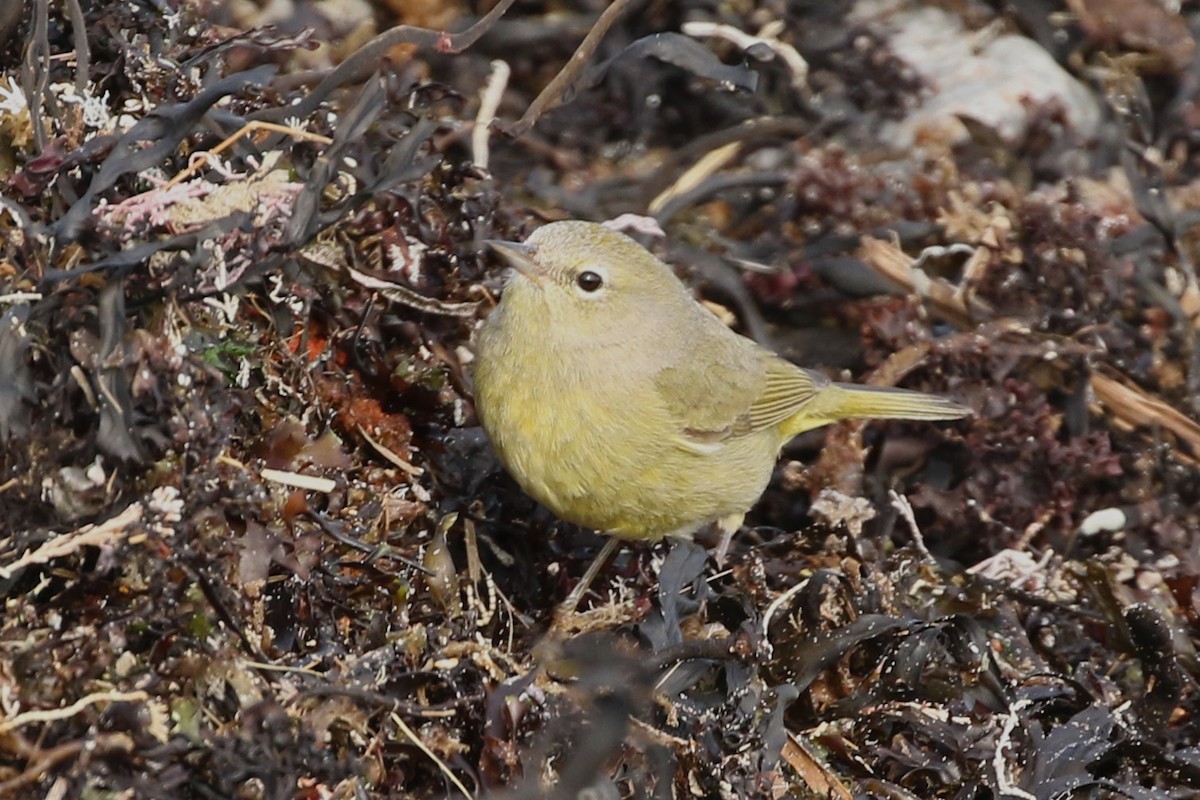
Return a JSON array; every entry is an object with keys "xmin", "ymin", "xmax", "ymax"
[{"xmin": 473, "ymin": 221, "xmax": 967, "ymax": 587}]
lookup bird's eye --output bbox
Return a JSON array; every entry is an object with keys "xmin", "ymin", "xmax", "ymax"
[{"xmin": 576, "ymin": 270, "xmax": 604, "ymax": 293}]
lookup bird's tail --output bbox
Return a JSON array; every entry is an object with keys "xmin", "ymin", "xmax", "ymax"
[{"xmin": 783, "ymin": 382, "xmax": 970, "ymax": 437}]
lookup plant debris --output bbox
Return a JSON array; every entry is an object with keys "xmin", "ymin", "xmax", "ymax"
[{"xmin": 2, "ymin": 1, "xmax": 1199, "ymax": 797}]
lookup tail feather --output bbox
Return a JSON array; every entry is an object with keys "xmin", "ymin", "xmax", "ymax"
[{"xmin": 783, "ymin": 382, "xmax": 969, "ymax": 437}]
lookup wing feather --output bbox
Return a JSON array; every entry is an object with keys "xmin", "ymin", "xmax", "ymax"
[
  {"xmin": 745, "ymin": 358, "xmax": 827, "ymax": 431},
  {"xmin": 653, "ymin": 314, "xmax": 825, "ymax": 451}
]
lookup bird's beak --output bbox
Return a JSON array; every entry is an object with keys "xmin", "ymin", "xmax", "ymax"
[{"xmin": 485, "ymin": 240, "xmax": 544, "ymax": 285}]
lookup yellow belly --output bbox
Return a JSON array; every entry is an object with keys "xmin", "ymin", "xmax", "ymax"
[{"xmin": 474, "ymin": 327, "xmax": 781, "ymax": 540}]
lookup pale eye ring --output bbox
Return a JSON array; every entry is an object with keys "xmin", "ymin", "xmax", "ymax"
[{"xmin": 576, "ymin": 270, "xmax": 604, "ymax": 292}]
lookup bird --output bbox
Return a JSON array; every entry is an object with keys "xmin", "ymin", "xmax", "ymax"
[{"xmin": 472, "ymin": 220, "xmax": 968, "ymax": 615}]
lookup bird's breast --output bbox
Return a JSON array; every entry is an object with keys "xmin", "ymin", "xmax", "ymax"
[
  {"xmin": 476, "ymin": 317, "xmax": 639, "ymax": 504},
  {"xmin": 474, "ymin": 310, "xmax": 778, "ymax": 540}
]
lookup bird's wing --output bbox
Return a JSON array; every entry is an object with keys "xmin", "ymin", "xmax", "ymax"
[
  {"xmin": 654, "ymin": 335, "xmax": 825, "ymax": 452},
  {"xmin": 745, "ymin": 356, "xmax": 828, "ymax": 432}
]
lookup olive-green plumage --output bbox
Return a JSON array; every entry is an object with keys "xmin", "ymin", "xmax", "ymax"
[{"xmin": 473, "ymin": 221, "xmax": 968, "ymax": 543}]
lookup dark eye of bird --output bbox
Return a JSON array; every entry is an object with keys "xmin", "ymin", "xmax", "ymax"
[{"xmin": 576, "ymin": 270, "xmax": 603, "ymax": 292}]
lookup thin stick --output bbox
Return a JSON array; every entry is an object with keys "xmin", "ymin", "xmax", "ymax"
[
  {"xmin": 390, "ymin": 712, "xmax": 475, "ymax": 798},
  {"xmin": 0, "ymin": 690, "xmax": 149, "ymax": 734},
  {"xmin": 160, "ymin": 120, "xmax": 333, "ymax": 191},
  {"xmin": 472, "ymin": 60, "xmax": 510, "ymax": 170},
  {"xmin": 509, "ymin": 0, "xmax": 642, "ymax": 136},
  {"xmin": 262, "ymin": 0, "xmax": 518, "ymax": 101}
]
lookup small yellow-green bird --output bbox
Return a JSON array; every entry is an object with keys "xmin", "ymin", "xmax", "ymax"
[{"xmin": 473, "ymin": 221, "xmax": 967, "ymax": 601}]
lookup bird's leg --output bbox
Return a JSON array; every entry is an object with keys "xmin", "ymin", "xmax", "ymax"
[
  {"xmin": 711, "ymin": 512, "xmax": 745, "ymax": 565},
  {"xmin": 553, "ymin": 536, "xmax": 622, "ymax": 622}
]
